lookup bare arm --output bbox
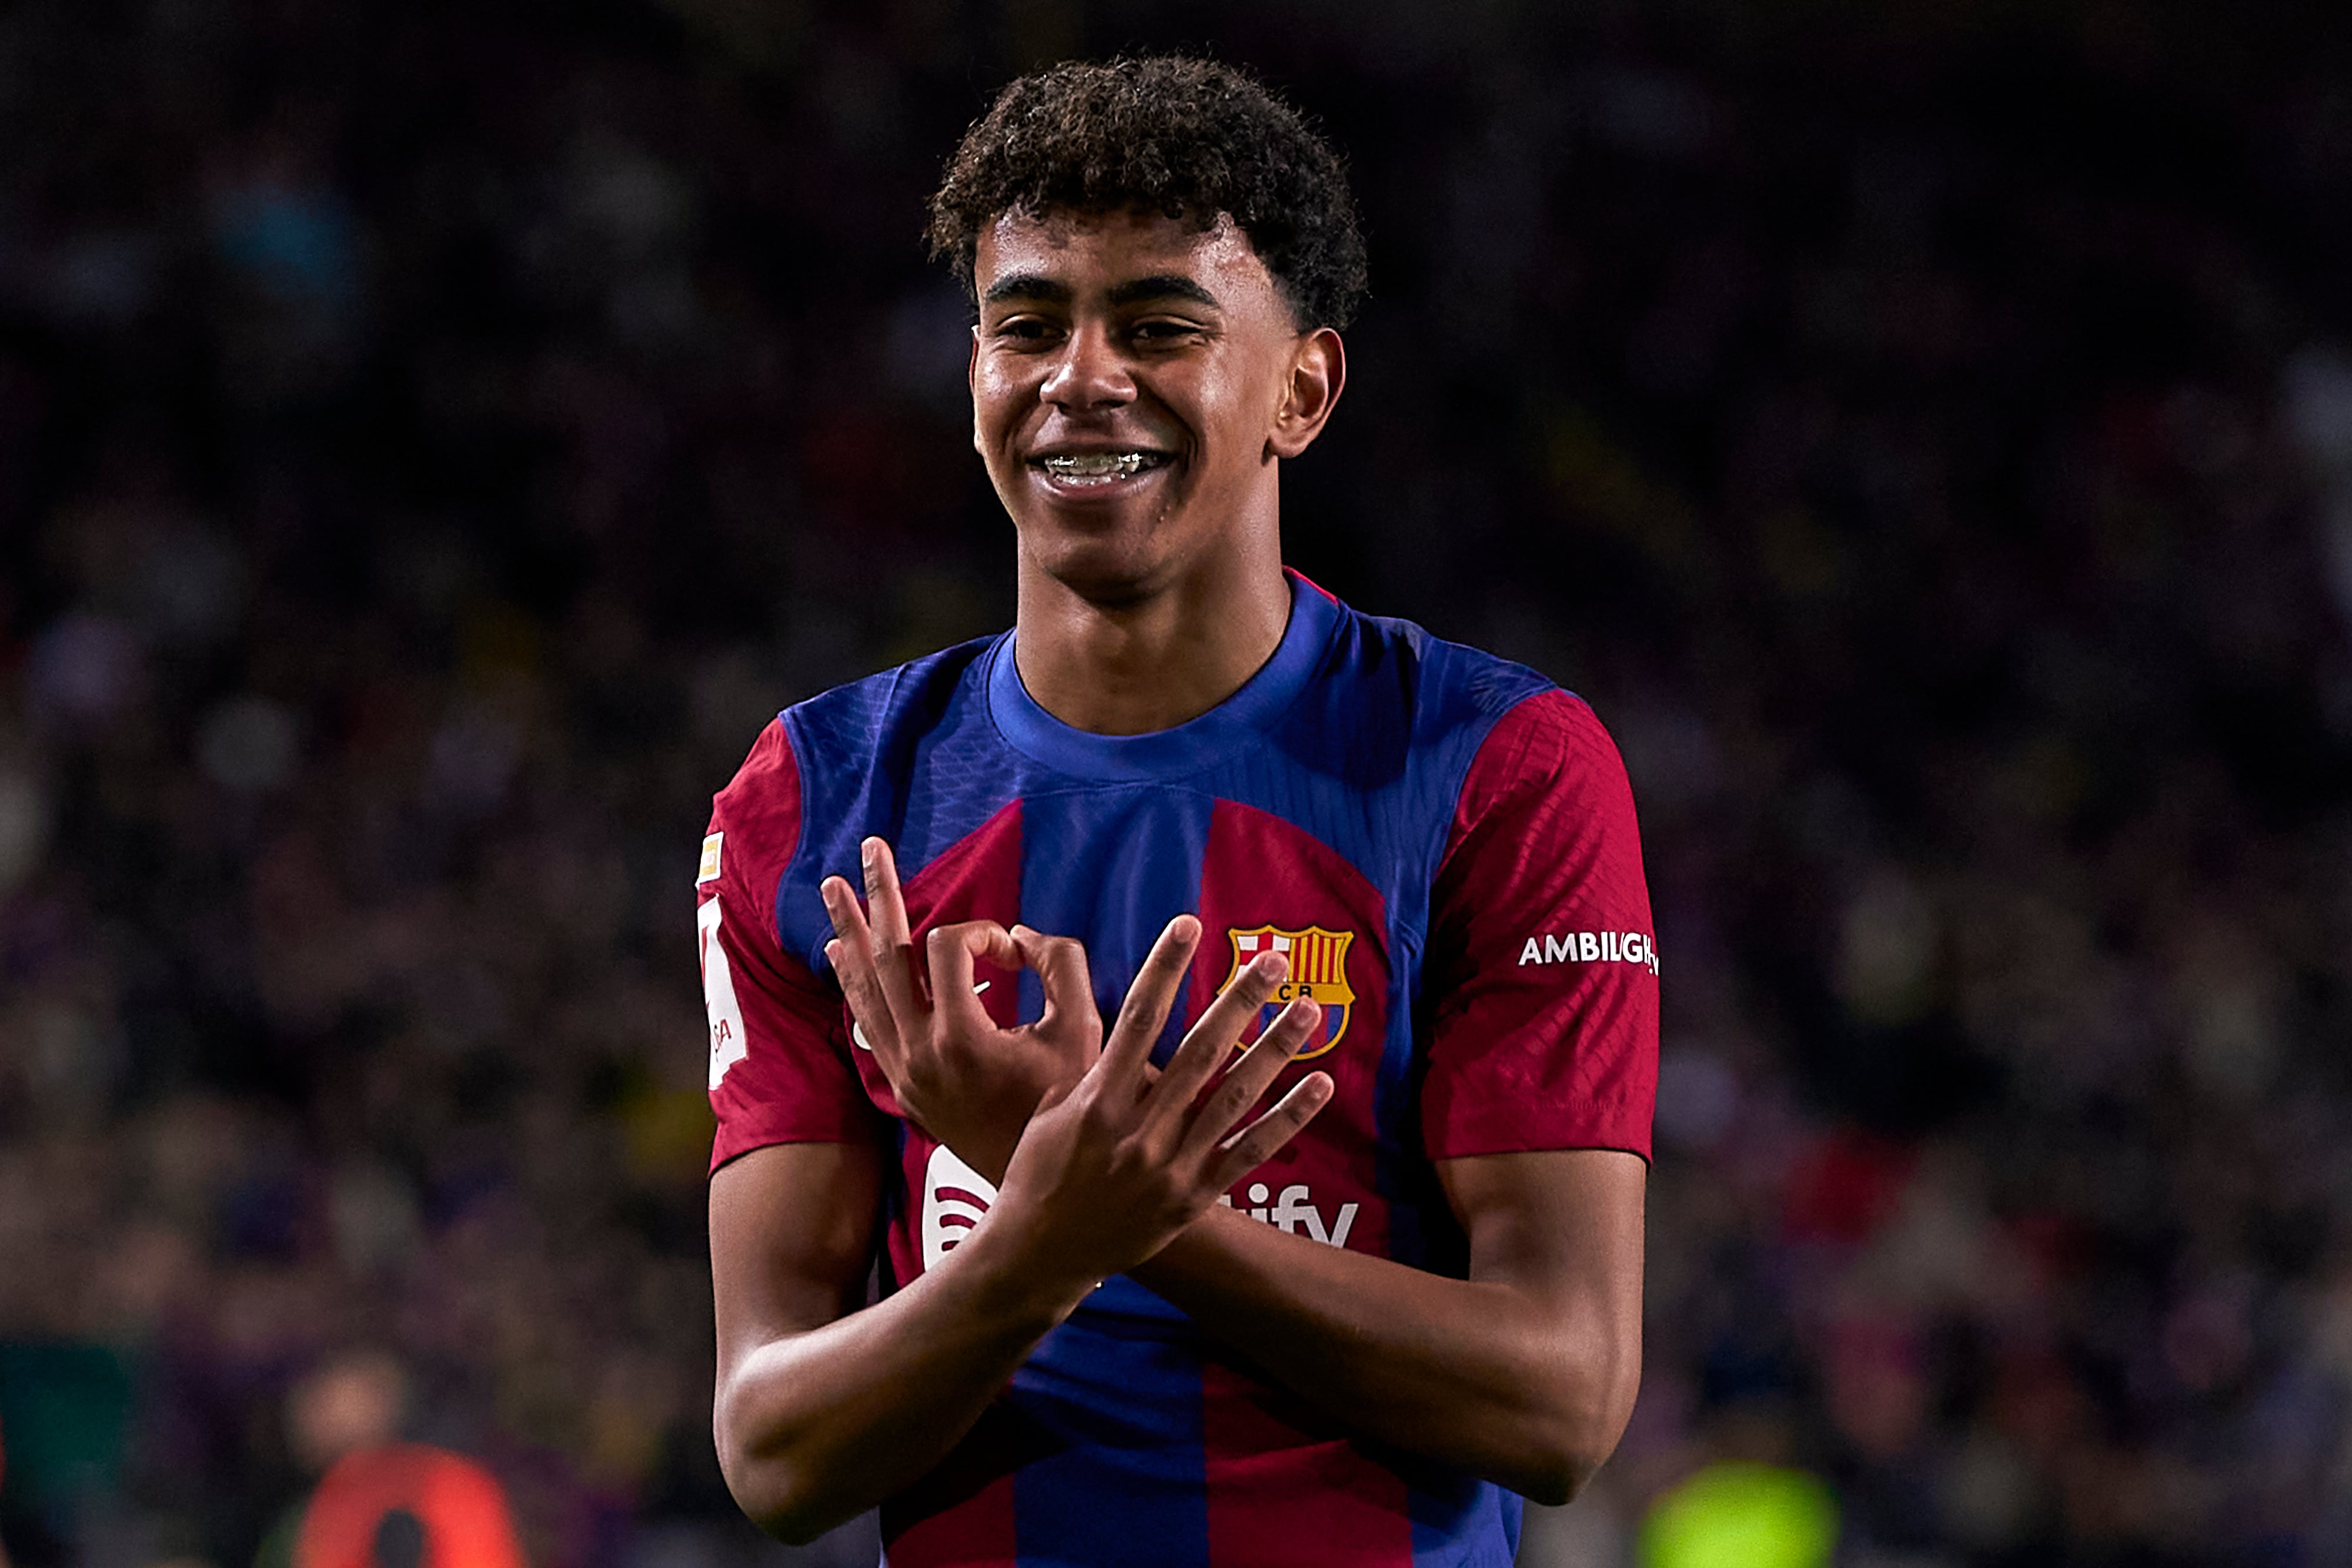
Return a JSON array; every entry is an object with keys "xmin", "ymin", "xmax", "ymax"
[
  {"xmin": 825, "ymin": 837, "xmax": 1646, "ymax": 1504},
  {"xmin": 711, "ymin": 902, "xmax": 1331, "ymax": 1543},
  {"xmin": 1130, "ymin": 1147, "xmax": 1646, "ymax": 1505},
  {"xmin": 710, "ymin": 1139, "xmax": 1078, "ymax": 1543}
]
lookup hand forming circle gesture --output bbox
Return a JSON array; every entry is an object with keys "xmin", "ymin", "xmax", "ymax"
[
  {"xmin": 821, "ymin": 835, "xmax": 1334, "ymax": 1294},
  {"xmin": 822, "ymin": 838, "xmax": 1098, "ymax": 1183}
]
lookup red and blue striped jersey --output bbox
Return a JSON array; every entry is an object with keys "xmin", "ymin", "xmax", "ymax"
[{"xmin": 699, "ymin": 573, "xmax": 1658, "ymax": 1567}]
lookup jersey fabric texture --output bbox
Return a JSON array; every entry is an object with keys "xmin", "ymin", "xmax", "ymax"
[{"xmin": 698, "ymin": 572, "xmax": 1658, "ymax": 1568}]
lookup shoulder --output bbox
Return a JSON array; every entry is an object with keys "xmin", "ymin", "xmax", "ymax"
[
  {"xmin": 1441, "ymin": 684, "xmax": 1642, "ymax": 894},
  {"xmin": 776, "ymin": 634, "xmax": 1001, "ymax": 778},
  {"xmin": 1314, "ymin": 599, "xmax": 1633, "ymax": 851},
  {"xmin": 706, "ymin": 636, "xmax": 1001, "ymax": 939},
  {"xmin": 710, "ymin": 714, "xmax": 801, "ymax": 847},
  {"xmin": 1309, "ymin": 597, "xmax": 1579, "ymax": 788},
  {"xmin": 714, "ymin": 637, "xmax": 1001, "ymax": 817},
  {"xmin": 1319, "ymin": 600, "xmax": 1558, "ymax": 735},
  {"xmin": 1456, "ymin": 688, "xmax": 1628, "ymax": 812}
]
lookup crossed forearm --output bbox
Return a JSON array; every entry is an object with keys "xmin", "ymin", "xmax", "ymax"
[
  {"xmin": 717, "ymin": 1225, "xmax": 1085, "ymax": 1543},
  {"xmin": 1132, "ymin": 1205, "xmax": 1637, "ymax": 1505},
  {"xmin": 722, "ymin": 895, "xmax": 1333, "ymax": 1543},
  {"xmin": 811, "ymin": 844, "xmax": 1639, "ymax": 1506}
]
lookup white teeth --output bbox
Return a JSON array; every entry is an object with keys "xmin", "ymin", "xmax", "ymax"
[{"xmin": 1041, "ymin": 452, "xmax": 1157, "ymax": 481}]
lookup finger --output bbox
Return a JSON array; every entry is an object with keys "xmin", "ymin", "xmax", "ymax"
[
  {"xmin": 1209, "ymin": 1071, "xmax": 1335, "ymax": 1190},
  {"xmin": 1181, "ymin": 995, "xmax": 1321, "ymax": 1159},
  {"xmin": 860, "ymin": 838, "xmax": 928, "ymax": 1019},
  {"xmin": 1151, "ymin": 948, "xmax": 1288, "ymax": 1116},
  {"xmin": 821, "ymin": 874, "xmax": 882, "ymax": 1009},
  {"xmin": 824, "ymin": 937, "xmax": 883, "ymax": 1054},
  {"xmin": 928, "ymin": 920, "xmax": 1019, "ymax": 1035},
  {"xmin": 1011, "ymin": 928, "xmax": 1101, "ymax": 1049},
  {"xmin": 821, "ymin": 872, "xmax": 871, "ymax": 950},
  {"xmin": 1098, "ymin": 915, "xmax": 1201, "ymax": 1089},
  {"xmin": 820, "ymin": 880, "xmax": 898, "ymax": 1058}
]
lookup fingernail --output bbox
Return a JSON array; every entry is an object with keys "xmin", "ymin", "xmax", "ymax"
[{"xmin": 861, "ymin": 838, "xmax": 877, "ymax": 868}]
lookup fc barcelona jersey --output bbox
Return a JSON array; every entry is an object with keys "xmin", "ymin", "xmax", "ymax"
[{"xmin": 699, "ymin": 572, "xmax": 1658, "ymax": 1568}]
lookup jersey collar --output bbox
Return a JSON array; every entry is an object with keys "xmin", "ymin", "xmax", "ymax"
[{"xmin": 985, "ymin": 570, "xmax": 1342, "ymax": 783}]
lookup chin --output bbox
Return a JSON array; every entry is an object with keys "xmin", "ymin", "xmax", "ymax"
[
  {"xmin": 1021, "ymin": 530, "xmax": 1177, "ymax": 609},
  {"xmin": 1006, "ymin": 490, "xmax": 1188, "ymax": 608}
]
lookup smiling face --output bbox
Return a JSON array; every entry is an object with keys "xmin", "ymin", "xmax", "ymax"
[{"xmin": 970, "ymin": 207, "xmax": 1343, "ymax": 608}]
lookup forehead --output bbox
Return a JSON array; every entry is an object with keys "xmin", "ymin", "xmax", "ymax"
[{"xmin": 974, "ymin": 208, "xmax": 1281, "ymax": 311}]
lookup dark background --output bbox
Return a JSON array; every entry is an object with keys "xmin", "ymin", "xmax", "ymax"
[{"xmin": 5, "ymin": 0, "xmax": 2352, "ymax": 1563}]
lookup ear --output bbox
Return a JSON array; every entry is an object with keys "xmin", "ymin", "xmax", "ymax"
[
  {"xmin": 970, "ymin": 324, "xmax": 985, "ymax": 457},
  {"xmin": 1266, "ymin": 328, "xmax": 1347, "ymax": 462}
]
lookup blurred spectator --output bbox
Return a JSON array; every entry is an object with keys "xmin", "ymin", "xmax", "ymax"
[
  {"xmin": 254, "ymin": 1353, "xmax": 532, "ymax": 1568},
  {"xmin": 285, "ymin": 1441, "xmax": 524, "ymax": 1568}
]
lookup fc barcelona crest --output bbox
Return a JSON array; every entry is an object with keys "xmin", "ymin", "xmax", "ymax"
[{"xmin": 1225, "ymin": 925, "xmax": 1357, "ymax": 1059}]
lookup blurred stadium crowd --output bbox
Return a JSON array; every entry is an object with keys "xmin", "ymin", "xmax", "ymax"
[{"xmin": 4, "ymin": 0, "xmax": 2352, "ymax": 1564}]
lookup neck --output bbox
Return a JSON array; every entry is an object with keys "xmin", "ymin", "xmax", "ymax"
[{"xmin": 1012, "ymin": 543, "xmax": 1292, "ymax": 737}]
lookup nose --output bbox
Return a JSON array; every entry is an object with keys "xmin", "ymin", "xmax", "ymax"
[{"xmin": 1039, "ymin": 319, "xmax": 1133, "ymax": 413}]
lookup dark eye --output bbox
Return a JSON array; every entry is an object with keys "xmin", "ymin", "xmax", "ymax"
[
  {"xmin": 1133, "ymin": 320, "xmax": 1201, "ymax": 342},
  {"xmin": 996, "ymin": 317, "xmax": 1058, "ymax": 343}
]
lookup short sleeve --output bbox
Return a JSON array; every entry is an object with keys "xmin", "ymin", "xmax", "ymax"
[
  {"xmin": 1422, "ymin": 690, "xmax": 1658, "ymax": 1161},
  {"xmin": 701, "ymin": 719, "xmax": 883, "ymax": 1171}
]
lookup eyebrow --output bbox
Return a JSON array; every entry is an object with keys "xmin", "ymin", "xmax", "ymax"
[
  {"xmin": 981, "ymin": 273, "xmax": 1069, "ymax": 306},
  {"xmin": 1110, "ymin": 275, "xmax": 1220, "ymax": 310},
  {"xmin": 980, "ymin": 273, "xmax": 1222, "ymax": 310}
]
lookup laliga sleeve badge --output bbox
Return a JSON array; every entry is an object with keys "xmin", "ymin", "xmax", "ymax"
[
  {"xmin": 698, "ymin": 899, "xmax": 748, "ymax": 1089},
  {"xmin": 697, "ymin": 831, "xmax": 724, "ymax": 884},
  {"xmin": 1224, "ymin": 925, "xmax": 1355, "ymax": 1059}
]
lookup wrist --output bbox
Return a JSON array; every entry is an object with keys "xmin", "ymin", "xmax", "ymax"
[
  {"xmin": 946, "ymin": 1207, "xmax": 1097, "ymax": 1329},
  {"xmin": 971, "ymin": 1134, "xmax": 1015, "ymax": 1188},
  {"xmin": 1127, "ymin": 1202, "xmax": 1238, "ymax": 1291}
]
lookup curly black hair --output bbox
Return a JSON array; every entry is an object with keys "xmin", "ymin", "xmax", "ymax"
[{"xmin": 926, "ymin": 56, "xmax": 1368, "ymax": 332}]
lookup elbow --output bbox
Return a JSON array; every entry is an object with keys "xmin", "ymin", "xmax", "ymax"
[
  {"xmin": 1510, "ymin": 1343, "xmax": 1644, "ymax": 1508},
  {"xmin": 761, "ymin": 1504, "xmax": 848, "ymax": 1551},
  {"xmin": 716, "ymin": 1439, "xmax": 841, "ymax": 1546},
  {"xmin": 714, "ymin": 1389, "xmax": 853, "ymax": 1546},
  {"xmin": 738, "ymin": 1485, "xmax": 838, "ymax": 1549},
  {"xmin": 1513, "ymin": 1464, "xmax": 1581, "ymax": 1512},
  {"xmin": 1508, "ymin": 1433, "xmax": 1605, "ymax": 1510},
  {"xmin": 1511, "ymin": 1435, "xmax": 1612, "ymax": 1510},
  {"xmin": 1511, "ymin": 1419, "xmax": 1633, "ymax": 1510},
  {"xmin": 743, "ymin": 1502, "xmax": 831, "ymax": 1550}
]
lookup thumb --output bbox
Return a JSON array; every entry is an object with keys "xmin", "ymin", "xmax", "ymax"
[
  {"xmin": 1011, "ymin": 927, "xmax": 1101, "ymax": 1050},
  {"xmin": 928, "ymin": 919, "xmax": 1018, "ymax": 1035}
]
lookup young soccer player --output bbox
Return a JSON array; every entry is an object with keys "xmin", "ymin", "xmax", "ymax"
[{"xmin": 700, "ymin": 56, "xmax": 1656, "ymax": 1566}]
